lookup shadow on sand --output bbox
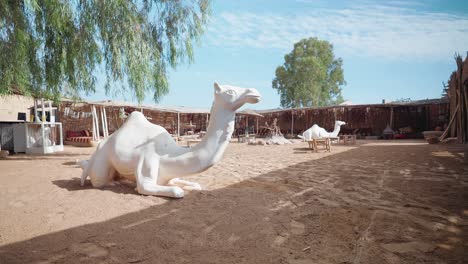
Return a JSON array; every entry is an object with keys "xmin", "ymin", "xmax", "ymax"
[
  {"xmin": 4, "ymin": 152, "xmax": 90, "ymax": 161},
  {"xmin": 52, "ymin": 177, "xmax": 138, "ymax": 195},
  {"xmin": 0, "ymin": 143, "xmax": 466, "ymax": 263}
]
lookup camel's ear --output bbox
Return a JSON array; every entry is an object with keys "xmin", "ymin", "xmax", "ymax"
[{"xmin": 214, "ymin": 82, "xmax": 221, "ymax": 94}]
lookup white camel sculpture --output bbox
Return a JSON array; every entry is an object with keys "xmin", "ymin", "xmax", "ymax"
[
  {"xmin": 79, "ymin": 83, "xmax": 261, "ymax": 198},
  {"xmin": 297, "ymin": 121, "xmax": 346, "ymax": 141}
]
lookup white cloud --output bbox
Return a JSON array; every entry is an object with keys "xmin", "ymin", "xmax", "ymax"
[{"xmin": 206, "ymin": 4, "xmax": 468, "ymax": 61}]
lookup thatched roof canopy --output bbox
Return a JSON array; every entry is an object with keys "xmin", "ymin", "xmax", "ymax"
[
  {"xmin": 89, "ymin": 100, "xmax": 210, "ymax": 114},
  {"xmin": 237, "ymin": 109, "xmax": 264, "ymax": 117}
]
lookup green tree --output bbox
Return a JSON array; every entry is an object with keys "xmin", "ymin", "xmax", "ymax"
[
  {"xmin": 0, "ymin": 0, "xmax": 210, "ymax": 102},
  {"xmin": 272, "ymin": 37, "xmax": 345, "ymax": 108}
]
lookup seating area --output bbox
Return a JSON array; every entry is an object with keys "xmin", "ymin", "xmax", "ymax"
[
  {"xmin": 305, "ymin": 134, "xmax": 357, "ymax": 153},
  {"xmin": 65, "ymin": 130, "xmax": 99, "ymax": 147}
]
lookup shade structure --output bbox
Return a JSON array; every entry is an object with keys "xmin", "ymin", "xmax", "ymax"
[{"xmin": 237, "ymin": 109, "xmax": 263, "ymax": 117}]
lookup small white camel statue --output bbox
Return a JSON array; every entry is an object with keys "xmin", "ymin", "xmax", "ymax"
[
  {"xmin": 297, "ymin": 121, "xmax": 346, "ymax": 141},
  {"xmin": 79, "ymin": 82, "xmax": 261, "ymax": 198}
]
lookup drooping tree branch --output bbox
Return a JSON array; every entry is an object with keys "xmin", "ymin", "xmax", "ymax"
[{"xmin": 0, "ymin": 0, "xmax": 211, "ymax": 102}]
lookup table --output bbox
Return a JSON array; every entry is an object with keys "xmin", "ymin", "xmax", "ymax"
[
  {"xmin": 306, "ymin": 138, "xmax": 331, "ymax": 153},
  {"xmin": 238, "ymin": 133, "xmax": 256, "ymax": 143},
  {"xmin": 328, "ymin": 136, "xmax": 340, "ymax": 144},
  {"xmin": 186, "ymin": 139, "xmax": 202, "ymax": 147},
  {"xmin": 340, "ymin": 134, "xmax": 356, "ymax": 145}
]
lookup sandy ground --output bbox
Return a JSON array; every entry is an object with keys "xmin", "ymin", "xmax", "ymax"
[{"xmin": 0, "ymin": 139, "xmax": 467, "ymax": 263}]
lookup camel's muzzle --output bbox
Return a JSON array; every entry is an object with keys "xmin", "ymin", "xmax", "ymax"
[{"xmin": 244, "ymin": 89, "xmax": 261, "ymax": 104}]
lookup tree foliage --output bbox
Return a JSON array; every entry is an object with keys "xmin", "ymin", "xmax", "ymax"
[
  {"xmin": 272, "ymin": 37, "xmax": 345, "ymax": 108},
  {"xmin": 0, "ymin": 0, "xmax": 210, "ymax": 102}
]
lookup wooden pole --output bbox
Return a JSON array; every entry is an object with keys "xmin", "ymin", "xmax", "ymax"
[
  {"xmin": 100, "ymin": 107, "xmax": 105, "ymax": 138},
  {"xmin": 103, "ymin": 107, "xmax": 109, "ymax": 137},
  {"xmin": 449, "ymin": 73, "xmax": 457, "ymax": 138},
  {"xmin": 390, "ymin": 107, "xmax": 394, "ymax": 128},
  {"xmin": 457, "ymin": 82, "xmax": 462, "ymax": 143},
  {"xmin": 457, "ymin": 58, "xmax": 461, "ymax": 143},
  {"xmin": 177, "ymin": 112, "xmax": 180, "ymax": 137},
  {"xmin": 48, "ymin": 100, "xmax": 53, "ymax": 123},
  {"xmin": 59, "ymin": 123, "xmax": 63, "ymax": 148},
  {"xmin": 92, "ymin": 108, "xmax": 96, "ymax": 141},
  {"xmin": 460, "ymin": 58, "xmax": 468, "ymax": 143},
  {"xmin": 291, "ymin": 110, "xmax": 294, "ymax": 135},
  {"xmin": 34, "ymin": 99, "xmax": 38, "ymax": 122},
  {"xmin": 96, "ymin": 106, "xmax": 101, "ymax": 140},
  {"xmin": 41, "ymin": 98, "xmax": 45, "ymax": 122},
  {"xmin": 455, "ymin": 55, "xmax": 464, "ymax": 143},
  {"xmin": 91, "ymin": 105, "xmax": 95, "ymax": 141},
  {"xmin": 440, "ymin": 104, "xmax": 459, "ymax": 141},
  {"xmin": 256, "ymin": 117, "xmax": 259, "ymax": 134},
  {"xmin": 41, "ymin": 122, "xmax": 46, "ymax": 153},
  {"xmin": 92, "ymin": 105, "xmax": 100, "ymax": 141},
  {"xmin": 245, "ymin": 115, "xmax": 249, "ymax": 135}
]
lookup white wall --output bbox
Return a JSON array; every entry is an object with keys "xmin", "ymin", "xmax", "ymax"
[{"xmin": 0, "ymin": 94, "xmax": 34, "ymax": 121}]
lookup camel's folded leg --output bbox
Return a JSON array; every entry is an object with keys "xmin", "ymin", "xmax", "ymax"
[
  {"xmin": 168, "ymin": 178, "xmax": 202, "ymax": 191},
  {"xmin": 104, "ymin": 166, "xmax": 117, "ymax": 186},
  {"xmin": 135, "ymin": 154, "xmax": 184, "ymax": 198}
]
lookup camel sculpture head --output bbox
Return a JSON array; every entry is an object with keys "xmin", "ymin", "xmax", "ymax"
[
  {"xmin": 214, "ymin": 82, "xmax": 261, "ymax": 111},
  {"xmin": 335, "ymin": 121, "xmax": 346, "ymax": 126}
]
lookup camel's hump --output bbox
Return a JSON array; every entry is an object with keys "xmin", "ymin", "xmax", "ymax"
[
  {"xmin": 128, "ymin": 111, "xmax": 146, "ymax": 120},
  {"xmin": 123, "ymin": 111, "xmax": 150, "ymax": 125},
  {"xmin": 116, "ymin": 111, "xmax": 162, "ymax": 133},
  {"xmin": 112, "ymin": 110, "xmax": 170, "ymax": 144}
]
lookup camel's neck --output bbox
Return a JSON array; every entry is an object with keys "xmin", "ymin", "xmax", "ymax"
[
  {"xmin": 330, "ymin": 123, "xmax": 342, "ymax": 137},
  {"xmin": 158, "ymin": 102, "xmax": 236, "ymax": 181},
  {"xmin": 158, "ymin": 104, "xmax": 235, "ymax": 183},
  {"xmin": 192, "ymin": 103, "xmax": 235, "ymax": 161}
]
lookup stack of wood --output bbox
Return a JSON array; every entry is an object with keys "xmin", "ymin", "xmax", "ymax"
[{"xmin": 440, "ymin": 54, "xmax": 468, "ymax": 143}]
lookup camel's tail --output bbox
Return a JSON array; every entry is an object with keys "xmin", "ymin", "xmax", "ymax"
[{"xmin": 76, "ymin": 159, "xmax": 90, "ymax": 186}]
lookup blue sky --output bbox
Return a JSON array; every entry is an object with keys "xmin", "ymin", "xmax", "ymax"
[{"xmin": 86, "ymin": 0, "xmax": 468, "ymax": 110}]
